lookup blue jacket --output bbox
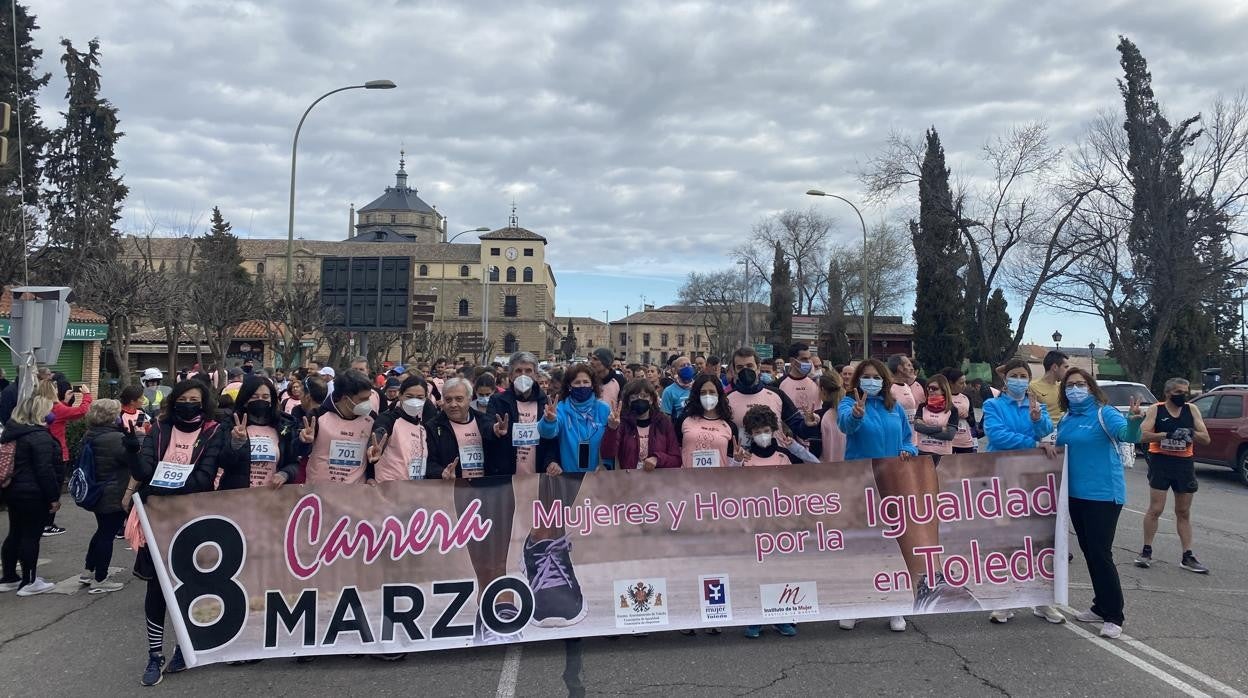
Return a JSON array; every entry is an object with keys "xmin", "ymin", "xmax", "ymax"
[
  {"xmin": 538, "ymin": 397, "xmax": 612, "ymax": 473},
  {"xmin": 661, "ymin": 382, "xmax": 691, "ymax": 418},
  {"xmin": 1056, "ymin": 402, "xmax": 1141, "ymax": 504},
  {"xmin": 983, "ymin": 395, "xmax": 1053, "ymax": 452},
  {"xmin": 837, "ymin": 395, "xmax": 919, "ymax": 460}
]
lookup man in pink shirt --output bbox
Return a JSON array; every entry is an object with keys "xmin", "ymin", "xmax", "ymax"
[
  {"xmin": 776, "ymin": 342, "xmax": 821, "ymax": 414},
  {"xmin": 887, "ymin": 354, "xmax": 923, "ymax": 447}
]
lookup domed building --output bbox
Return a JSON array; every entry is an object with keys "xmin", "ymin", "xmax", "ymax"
[{"xmin": 349, "ymin": 152, "xmax": 445, "ymax": 243}]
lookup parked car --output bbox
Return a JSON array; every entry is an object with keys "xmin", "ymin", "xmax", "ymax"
[
  {"xmin": 1208, "ymin": 384, "xmax": 1248, "ymax": 393},
  {"xmin": 1189, "ymin": 388, "xmax": 1248, "ymax": 487},
  {"xmin": 1097, "ymin": 381, "xmax": 1157, "ymax": 455}
]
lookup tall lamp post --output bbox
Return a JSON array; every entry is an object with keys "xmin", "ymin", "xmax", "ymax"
[
  {"xmin": 1089, "ymin": 342, "xmax": 1096, "ymax": 379},
  {"xmin": 807, "ymin": 189, "xmax": 870, "ymax": 360},
  {"xmin": 1052, "ymin": 330, "xmax": 1063, "ymax": 350},
  {"xmin": 448, "ymin": 226, "xmax": 490, "ymax": 244},
  {"xmin": 623, "ymin": 304, "xmax": 631, "ymax": 363},
  {"xmin": 741, "ymin": 260, "xmax": 750, "ymax": 347},
  {"xmin": 482, "ymin": 265, "xmax": 497, "ymax": 364},
  {"xmin": 603, "ymin": 310, "xmax": 610, "ymax": 355},
  {"xmin": 438, "ymin": 228, "xmax": 490, "ymax": 336},
  {"xmin": 285, "ymin": 80, "xmax": 397, "ymax": 295}
]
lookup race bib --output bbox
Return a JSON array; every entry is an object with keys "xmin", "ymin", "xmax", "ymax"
[
  {"xmin": 151, "ymin": 460, "xmax": 193, "ymax": 489},
  {"xmin": 459, "ymin": 444, "xmax": 485, "ymax": 478},
  {"xmin": 250, "ymin": 435, "xmax": 277, "ymax": 463},
  {"xmin": 1040, "ymin": 433, "xmax": 1057, "ymax": 446},
  {"xmin": 512, "ymin": 421, "xmax": 539, "ymax": 447},
  {"xmin": 1160, "ymin": 438, "xmax": 1187, "ymax": 452},
  {"xmin": 408, "ymin": 455, "xmax": 427, "ymax": 479},
  {"xmin": 692, "ymin": 449, "xmax": 720, "ymax": 468},
  {"xmin": 919, "ymin": 435, "xmax": 946, "ymax": 448},
  {"xmin": 329, "ymin": 439, "xmax": 363, "ymax": 468}
]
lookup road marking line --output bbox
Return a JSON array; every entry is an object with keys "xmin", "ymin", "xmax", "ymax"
[
  {"xmin": 495, "ymin": 644, "xmax": 522, "ymax": 698},
  {"xmin": 1070, "ymin": 582, "xmax": 1248, "ymax": 596},
  {"xmin": 1056, "ymin": 616, "xmax": 1210, "ymax": 697},
  {"xmin": 1120, "ymin": 637, "xmax": 1248, "ymax": 698}
]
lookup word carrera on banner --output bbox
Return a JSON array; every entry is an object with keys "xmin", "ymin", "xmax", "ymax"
[{"xmin": 134, "ymin": 450, "xmax": 1069, "ymax": 667}]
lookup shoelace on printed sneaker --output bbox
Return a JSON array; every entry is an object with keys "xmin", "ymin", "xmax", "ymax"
[{"xmin": 531, "ymin": 539, "xmax": 574, "ymax": 591}]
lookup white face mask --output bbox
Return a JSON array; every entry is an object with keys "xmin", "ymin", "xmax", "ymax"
[
  {"xmin": 752, "ymin": 431, "xmax": 773, "ymax": 448},
  {"xmin": 344, "ymin": 395, "xmax": 372, "ymax": 418},
  {"xmin": 700, "ymin": 394, "xmax": 718, "ymax": 411},
  {"xmin": 401, "ymin": 398, "xmax": 425, "ymax": 417},
  {"xmin": 513, "ymin": 374, "xmax": 534, "ymax": 394}
]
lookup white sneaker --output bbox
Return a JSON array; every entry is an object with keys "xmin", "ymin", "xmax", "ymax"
[
  {"xmin": 838, "ymin": 619, "xmax": 857, "ymax": 630},
  {"xmin": 1032, "ymin": 605, "xmax": 1066, "ymax": 624},
  {"xmin": 0, "ymin": 580, "xmax": 20, "ymax": 593},
  {"xmin": 16, "ymin": 578, "xmax": 55, "ymax": 596},
  {"xmin": 78, "ymin": 571, "xmax": 93, "ymax": 585},
  {"xmin": 1100, "ymin": 622, "xmax": 1122, "ymax": 639},
  {"xmin": 989, "ymin": 609, "xmax": 1015, "ymax": 624},
  {"xmin": 89, "ymin": 579, "xmax": 124, "ymax": 594},
  {"xmin": 1074, "ymin": 609, "xmax": 1103, "ymax": 623},
  {"xmin": 889, "ymin": 616, "xmax": 907, "ymax": 632}
]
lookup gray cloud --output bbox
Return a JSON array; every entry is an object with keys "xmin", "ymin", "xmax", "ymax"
[{"xmin": 30, "ymin": 0, "xmax": 1248, "ymax": 286}]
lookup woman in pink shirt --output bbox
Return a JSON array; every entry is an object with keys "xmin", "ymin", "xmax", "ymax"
[
  {"xmin": 676, "ymin": 375, "xmax": 739, "ymax": 470},
  {"xmin": 913, "ymin": 374, "xmax": 958, "ymax": 464},
  {"xmin": 817, "ymin": 373, "xmax": 847, "ymax": 462},
  {"xmin": 940, "ymin": 369, "xmax": 978, "ymax": 454}
]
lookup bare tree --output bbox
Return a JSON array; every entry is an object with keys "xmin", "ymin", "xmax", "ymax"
[
  {"xmin": 831, "ymin": 221, "xmax": 914, "ymax": 319},
  {"xmin": 733, "ymin": 207, "xmax": 834, "ymax": 315},
  {"xmin": 364, "ymin": 331, "xmax": 404, "ymax": 369},
  {"xmin": 76, "ymin": 258, "xmax": 153, "ymax": 386},
  {"xmin": 255, "ymin": 277, "xmax": 327, "ymax": 371},
  {"xmin": 677, "ymin": 269, "xmax": 766, "ymax": 357},
  {"xmin": 190, "ymin": 271, "xmax": 256, "ymax": 370}
]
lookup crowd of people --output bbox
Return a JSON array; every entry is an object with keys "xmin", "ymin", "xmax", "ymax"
[{"xmin": 0, "ymin": 343, "xmax": 1213, "ymax": 686}]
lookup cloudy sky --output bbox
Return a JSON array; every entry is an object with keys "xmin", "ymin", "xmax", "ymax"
[{"xmin": 30, "ymin": 0, "xmax": 1248, "ymax": 347}]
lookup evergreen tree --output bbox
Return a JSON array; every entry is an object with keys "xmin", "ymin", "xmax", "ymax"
[
  {"xmin": 820, "ymin": 256, "xmax": 851, "ymax": 366},
  {"xmin": 0, "ymin": 1, "xmax": 51, "ymax": 287},
  {"xmin": 190, "ymin": 207, "xmax": 254, "ymax": 368},
  {"xmin": 981, "ymin": 289, "xmax": 1013, "ymax": 365},
  {"xmin": 197, "ymin": 206, "xmax": 250, "ymax": 283},
  {"xmin": 41, "ymin": 38, "xmax": 127, "ymax": 285},
  {"xmin": 560, "ymin": 317, "xmax": 576, "ymax": 360},
  {"xmin": 911, "ymin": 128, "xmax": 966, "ymax": 372},
  {"xmin": 768, "ymin": 241, "xmax": 793, "ymax": 357}
]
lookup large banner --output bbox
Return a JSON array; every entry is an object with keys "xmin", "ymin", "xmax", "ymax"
[{"xmin": 135, "ymin": 450, "xmax": 1068, "ymax": 666}]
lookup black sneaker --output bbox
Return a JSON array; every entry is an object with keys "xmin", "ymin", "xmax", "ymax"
[
  {"xmin": 165, "ymin": 646, "xmax": 187, "ymax": 674},
  {"xmin": 1134, "ymin": 547, "xmax": 1152, "ymax": 568},
  {"xmin": 115, "ymin": 530, "xmax": 126, "ymax": 540},
  {"xmin": 913, "ymin": 574, "xmax": 982, "ymax": 613},
  {"xmin": 523, "ymin": 535, "xmax": 586, "ymax": 628},
  {"xmin": 42, "ymin": 525, "xmax": 66, "ymax": 537},
  {"xmin": 1180, "ymin": 553, "xmax": 1209, "ymax": 574},
  {"xmin": 475, "ymin": 601, "xmax": 523, "ymax": 645},
  {"xmin": 141, "ymin": 654, "xmax": 165, "ymax": 687}
]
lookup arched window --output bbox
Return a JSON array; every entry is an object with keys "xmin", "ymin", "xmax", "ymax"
[
  {"xmin": 460, "ymin": 265, "xmax": 469, "ymax": 277},
  {"xmin": 489, "ymin": 267, "xmax": 499, "ymax": 282},
  {"xmin": 506, "ymin": 267, "xmax": 517, "ymax": 282},
  {"xmin": 523, "ymin": 267, "xmax": 533, "ymax": 283},
  {"xmin": 419, "ymin": 264, "xmax": 429, "ymax": 276},
  {"xmin": 504, "ymin": 333, "xmax": 518, "ymax": 353},
  {"xmin": 295, "ymin": 264, "xmax": 306, "ymax": 280},
  {"xmin": 458, "ymin": 299, "xmax": 469, "ymax": 317},
  {"xmin": 256, "ymin": 261, "xmax": 265, "ymax": 275}
]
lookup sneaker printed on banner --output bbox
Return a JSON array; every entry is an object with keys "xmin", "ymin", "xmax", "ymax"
[{"xmin": 523, "ymin": 535, "xmax": 586, "ymax": 628}]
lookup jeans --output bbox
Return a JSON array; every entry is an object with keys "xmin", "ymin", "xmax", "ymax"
[
  {"xmin": 2, "ymin": 499, "xmax": 49, "ymax": 584},
  {"xmin": 84, "ymin": 510, "xmax": 127, "ymax": 581},
  {"xmin": 1069, "ymin": 497, "xmax": 1125, "ymax": 625}
]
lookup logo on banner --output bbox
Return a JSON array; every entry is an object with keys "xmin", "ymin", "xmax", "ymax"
[
  {"xmin": 614, "ymin": 578, "xmax": 668, "ymax": 628},
  {"xmin": 699, "ymin": 574, "xmax": 732, "ymax": 622},
  {"xmin": 760, "ymin": 581, "xmax": 819, "ymax": 620}
]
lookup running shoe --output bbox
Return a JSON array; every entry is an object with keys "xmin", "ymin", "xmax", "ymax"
[
  {"xmin": 913, "ymin": 574, "xmax": 982, "ymax": 613},
  {"xmin": 1134, "ymin": 547, "xmax": 1152, "ymax": 568},
  {"xmin": 141, "ymin": 654, "xmax": 165, "ymax": 687},
  {"xmin": 743, "ymin": 625, "xmax": 762, "ymax": 639},
  {"xmin": 16, "ymin": 577, "xmax": 54, "ymax": 596},
  {"xmin": 889, "ymin": 616, "xmax": 907, "ymax": 632},
  {"xmin": 78, "ymin": 570, "xmax": 93, "ymax": 585},
  {"xmin": 774, "ymin": 623, "xmax": 797, "ymax": 637},
  {"xmin": 1180, "ymin": 552, "xmax": 1209, "ymax": 574},
  {"xmin": 1032, "ymin": 605, "xmax": 1066, "ymax": 624},
  {"xmin": 1100, "ymin": 622, "xmax": 1123, "ymax": 639},
  {"xmin": 523, "ymin": 535, "xmax": 586, "ymax": 627},
  {"xmin": 165, "ymin": 646, "xmax": 187, "ymax": 674},
  {"xmin": 89, "ymin": 580, "xmax": 124, "ymax": 594},
  {"xmin": 1073, "ymin": 609, "xmax": 1103, "ymax": 623},
  {"xmin": 42, "ymin": 525, "xmax": 66, "ymax": 537},
  {"xmin": 838, "ymin": 619, "xmax": 857, "ymax": 630},
  {"xmin": 989, "ymin": 610, "xmax": 1015, "ymax": 624},
  {"xmin": 0, "ymin": 578, "xmax": 21, "ymax": 593},
  {"xmin": 475, "ymin": 601, "xmax": 523, "ymax": 645}
]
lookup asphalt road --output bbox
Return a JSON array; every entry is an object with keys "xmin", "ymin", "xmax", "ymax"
[{"xmin": 2, "ymin": 458, "xmax": 1245, "ymax": 697}]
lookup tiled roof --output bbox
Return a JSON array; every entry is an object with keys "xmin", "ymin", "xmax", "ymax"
[
  {"xmin": 0, "ymin": 286, "xmax": 106, "ymax": 323},
  {"xmin": 614, "ymin": 303, "xmax": 769, "ymax": 325},
  {"xmin": 130, "ymin": 320, "xmax": 279, "ymax": 343},
  {"xmin": 479, "ymin": 226, "xmax": 547, "ymax": 243},
  {"xmin": 120, "ymin": 236, "xmax": 482, "ymax": 263},
  {"xmin": 555, "ymin": 316, "xmax": 608, "ymax": 327},
  {"xmin": 358, "ymin": 186, "xmax": 437, "ymax": 214}
]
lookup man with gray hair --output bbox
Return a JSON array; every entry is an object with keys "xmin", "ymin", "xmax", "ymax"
[{"xmin": 1137, "ymin": 377, "xmax": 1211, "ymax": 573}]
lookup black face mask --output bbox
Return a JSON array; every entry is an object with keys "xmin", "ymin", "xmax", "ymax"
[
  {"xmin": 629, "ymin": 398, "xmax": 651, "ymax": 415},
  {"xmin": 245, "ymin": 400, "xmax": 271, "ymax": 424},
  {"xmin": 735, "ymin": 368, "xmax": 757, "ymax": 388},
  {"xmin": 1168, "ymin": 394, "xmax": 1187, "ymax": 406},
  {"xmin": 242, "ymin": 365, "xmax": 253, "ymax": 374},
  {"xmin": 172, "ymin": 402, "xmax": 203, "ymax": 423}
]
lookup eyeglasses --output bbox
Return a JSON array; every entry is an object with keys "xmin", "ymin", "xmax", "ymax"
[
  {"xmin": 926, "ymin": 385, "xmax": 942, "ymax": 393},
  {"xmin": 1067, "ymin": 381, "xmax": 1089, "ymax": 389}
]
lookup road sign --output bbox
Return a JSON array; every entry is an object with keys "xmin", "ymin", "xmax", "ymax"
[
  {"xmin": 753, "ymin": 343, "xmax": 773, "ymax": 359},
  {"xmin": 320, "ymin": 256, "xmax": 411, "ymax": 331}
]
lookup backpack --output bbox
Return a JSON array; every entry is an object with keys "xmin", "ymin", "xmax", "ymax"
[
  {"xmin": 69, "ymin": 437, "xmax": 105, "ymax": 509},
  {"xmin": 0, "ymin": 440, "xmax": 15, "ymax": 488}
]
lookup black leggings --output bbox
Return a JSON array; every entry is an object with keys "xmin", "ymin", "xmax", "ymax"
[
  {"xmin": 2, "ymin": 499, "xmax": 48, "ymax": 584},
  {"xmin": 85, "ymin": 510, "xmax": 127, "ymax": 581},
  {"xmin": 145, "ymin": 575, "xmax": 168, "ymax": 656}
]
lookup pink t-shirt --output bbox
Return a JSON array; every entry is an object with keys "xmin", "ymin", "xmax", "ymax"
[
  {"xmin": 374, "ymin": 418, "xmax": 428, "ymax": 482},
  {"xmin": 162, "ymin": 427, "xmax": 200, "ymax": 464},
  {"xmin": 680, "ymin": 416, "xmax": 733, "ymax": 469},
  {"xmin": 726, "ymin": 389, "xmax": 783, "ymax": 434},
  {"xmin": 746, "ymin": 449, "xmax": 791, "ymax": 466},
  {"xmin": 245, "ymin": 424, "xmax": 280, "ymax": 487},
  {"xmin": 600, "ymin": 378, "xmax": 621, "ymax": 408},
  {"xmin": 448, "ymin": 418, "xmax": 484, "ymax": 479},
  {"xmin": 891, "ymin": 383, "xmax": 919, "ymax": 447},
  {"xmin": 636, "ymin": 425, "xmax": 651, "ymax": 469},
  {"xmin": 306, "ymin": 411, "xmax": 373, "ymax": 484},
  {"xmin": 779, "ymin": 376, "xmax": 821, "ymax": 414},
  {"xmin": 950, "ymin": 393, "xmax": 975, "ymax": 450},
  {"xmin": 916, "ymin": 405, "xmax": 954, "ymax": 456},
  {"xmin": 820, "ymin": 409, "xmax": 846, "ymax": 462},
  {"xmin": 514, "ymin": 400, "xmax": 539, "ymax": 475}
]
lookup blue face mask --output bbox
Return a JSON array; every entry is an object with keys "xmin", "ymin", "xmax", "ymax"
[
  {"xmin": 570, "ymin": 386, "xmax": 594, "ymax": 403},
  {"xmin": 677, "ymin": 365, "xmax": 696, "ymax": 383},
  {"xmin": 860, "ymin": 377, "xmax": 884, "ymax": 396},
  {"xmin": 1065, "ymin": 386, "xmax": 1092, "ymax": 406},
  {"xmin": 1006, "ymin": 377, "xmax": 1030, "ymax": 399},
  {"xmin": 798, "ymin": 362, "xmax": 813, "ymax": 376},
  {"xmin": 759, "ymin": 372, "xmax": 774, "ymax": 385}
]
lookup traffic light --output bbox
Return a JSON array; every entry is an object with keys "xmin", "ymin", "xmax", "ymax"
[{"xmin": 0, "ymin": 102, "xmax": 10, "ymax": 165}]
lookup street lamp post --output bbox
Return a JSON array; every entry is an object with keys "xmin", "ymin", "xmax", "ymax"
[
  {"xmin": 285, "ymin": 80, "xmax": 396, "ymax": 295},
  {"xmin": 447, "ymin": 226, "xmax": 490, "ymax": 244},
  {"xmin": 1052, "ymin": 330, "xmax": 1063, "ymax": 350},
  {"xmin": 807, "ymin": 189, "xmax": 870, "ymax": 360},
  {"xmin": 741, "ymin": 260, "xmax": 750, "ymax": 347},
  {"xmin": 624, "ymin": 304, "xmax": 631, "ymax": 363},
  {"xmin": 438, "ymin": 228, "xmax": 490, "ymax": 336},
  {"xmin": 1089, "ymin": 342, "xmax": 1096, "ymax": 379},
  {"xmin": 603, "ymin": 310, "xmax": 610, "ymax": 355},
  {"xmin": 482, "ymin": 265, "xmax": 495, "ymax": 364}
]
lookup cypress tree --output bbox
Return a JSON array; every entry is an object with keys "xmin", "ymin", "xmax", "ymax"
[
  {"xmin": 768, "ymin": 241, "xmax": 794, "ymax": 357},
  {"xmin": 821, "ymin": 257, "xmax": 851, "ymax": 366},
  {"xmin": 911, "ymin": 128, "xmax": 966, "ymax": 372}
]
